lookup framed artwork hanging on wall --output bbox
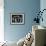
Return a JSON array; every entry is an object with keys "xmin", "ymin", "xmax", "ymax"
[{"xmin": 10, "ymin": 13, "xmax": 25, "ymax": 25}]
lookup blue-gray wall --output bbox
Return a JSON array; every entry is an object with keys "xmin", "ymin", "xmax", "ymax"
[{"xmin": 4, "ymin": 0, "xmax": 40, "ymax": 42}]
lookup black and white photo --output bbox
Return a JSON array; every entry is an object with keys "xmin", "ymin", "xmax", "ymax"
[{"xmin": 11, "ymin": 13, "xmax": 24, "ymax": 24}]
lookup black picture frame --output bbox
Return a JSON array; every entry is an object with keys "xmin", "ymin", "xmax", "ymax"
[{"xmin": 10, "ymin": 13, "xmax": 24, "ymax": 25}]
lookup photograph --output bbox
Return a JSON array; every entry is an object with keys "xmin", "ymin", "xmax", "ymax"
[{"xmin": 11, "ymin": 13, "xmax": 24, "ymax": 24}]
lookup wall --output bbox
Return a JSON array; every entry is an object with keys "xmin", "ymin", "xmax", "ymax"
[
  {"xmin": 40, "ymin": 0, "xmax": 46, "ymax": 45},
  {"xmin": 40, "ymin": 0, "xmax": 46, "ymax": 27},
  {"xmin": 0, "ymin": 0, "xmax": 4, "ymax": 42},
  {"xmin": 4, "ymin": 0, "xmax": 40, "ymax": 42}
]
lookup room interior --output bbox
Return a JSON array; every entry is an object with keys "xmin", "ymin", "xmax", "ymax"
[{"xmin": 0, "ymin": 0, "xmax": 46, "ymax": 46}]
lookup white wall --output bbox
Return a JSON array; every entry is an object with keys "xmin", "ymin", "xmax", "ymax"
[{"xmin": 0, "ymin": 0, "xmax": 4, "ymax": 42}]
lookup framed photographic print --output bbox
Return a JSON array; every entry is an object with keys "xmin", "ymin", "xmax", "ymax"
[{"xmin": 10, "ymin": 13, "xmax": 24, "ymax": 24}]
